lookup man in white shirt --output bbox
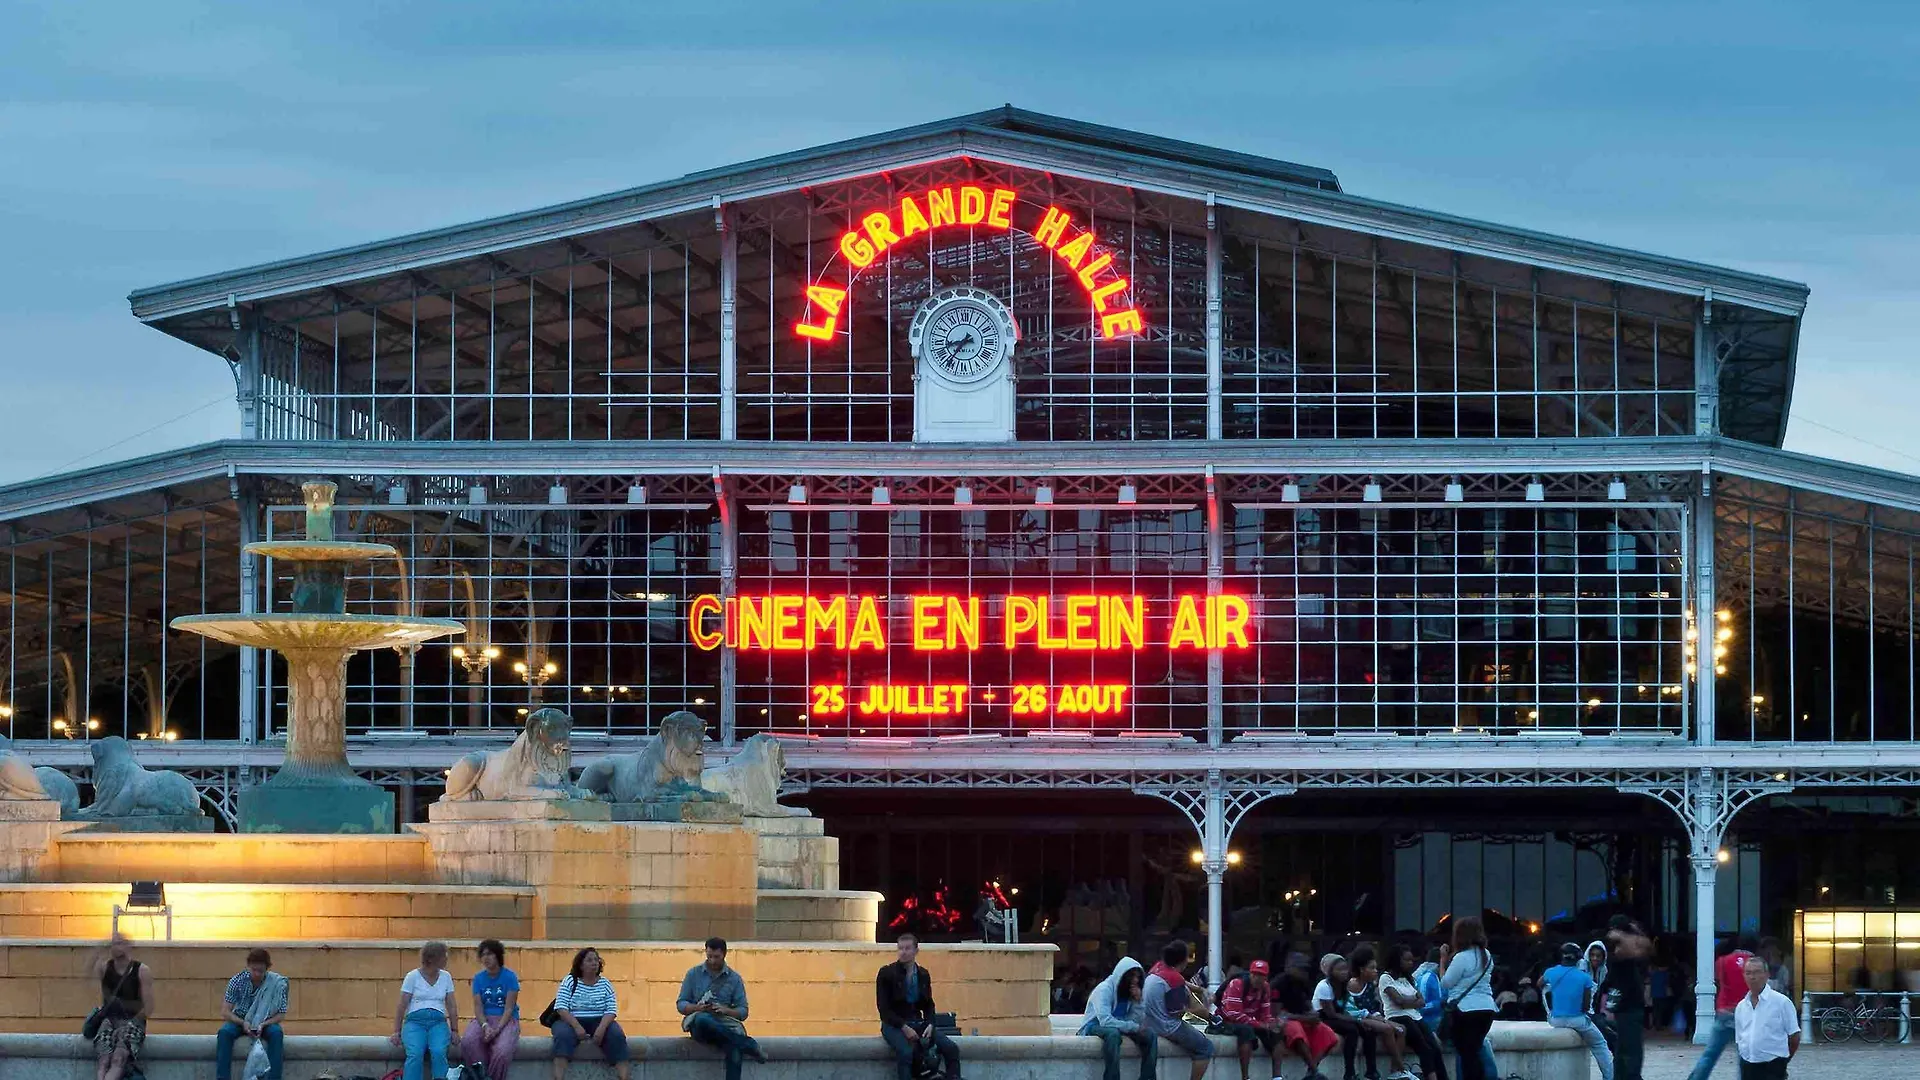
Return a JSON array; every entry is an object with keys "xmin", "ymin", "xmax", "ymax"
[{"xmin": 1733, "ymin": 956, "xmax": 1798, "ymax": 1079}]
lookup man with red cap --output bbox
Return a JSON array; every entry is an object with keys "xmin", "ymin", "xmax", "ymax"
[{"xmin": 1219, "ymin": 959, "xmax": 1290, "ymax": 1080}]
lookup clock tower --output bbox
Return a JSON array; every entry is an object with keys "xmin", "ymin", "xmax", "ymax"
[{"xmin": 908, "ymin": 286, "xmax": 1018, "ymax": 442}]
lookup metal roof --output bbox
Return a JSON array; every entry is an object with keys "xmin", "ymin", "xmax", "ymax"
[{"xmin": 128, "ymin": 106, "xmax": 1809, "ymax": 325}]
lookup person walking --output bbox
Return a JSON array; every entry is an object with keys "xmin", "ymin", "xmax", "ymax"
[
  {"xmin": 1603, "ymin": 917, "xmax": 1653, "ymax": 1080},
  {"xmin": 216, "ymin": 948, "xmax": 287, "ymax": 1080},
  {"xmin": 1439, "ymin": 918, "xmax": 1497, "ymax": 1080},
  {"xmin": 461, "ymin": 939, "xmax": 521, "ymax": 1080},
  {"xmin": 1732, "ymin": 957, "xmax": 1797, "ymax": 1079},
  {"xmin": 390, "ymin": 941, "xmax": 457, "ymax": 1080},
  {"xmin": 1080, "ymin": 958, "xmax": 1157, "ymax": 1080},
  {"xmin": 678, "ymin": 937, "xmax": 766, "ymax": 1080},
  {"xmin": 1542, "ymin": 942, "xmax": 1613, "ymax": 1080},
  {"xmin": 1686, "ymin": 937, "xmax": 1756, "ymax": 1080},
  {"xmin": 877, "ymin": 932, "xmax": 961, "ymax": 1080}
]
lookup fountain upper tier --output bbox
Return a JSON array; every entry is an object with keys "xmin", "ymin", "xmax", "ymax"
[{"xmin": 170, "ymin": 612, "xmax": 462, "ymax": 652}]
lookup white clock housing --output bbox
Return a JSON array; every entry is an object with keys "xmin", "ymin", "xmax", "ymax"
[{"xmin": 909, "ymin": 286, "xmax": 1018, "ymax": 442}]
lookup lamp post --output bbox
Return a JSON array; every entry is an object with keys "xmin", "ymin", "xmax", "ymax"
[
  {"xmin": 513, "ymin": 658, "xmax": 559, "ymax": 704},
  {"xmin": 450, "ymin": 644, "xmax": 499, "ymax": 728}
]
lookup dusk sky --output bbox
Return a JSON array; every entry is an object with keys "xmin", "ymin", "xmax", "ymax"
[{"xmin": 2, "ymin": 0, "xmax": 1914, "ymax": 485}]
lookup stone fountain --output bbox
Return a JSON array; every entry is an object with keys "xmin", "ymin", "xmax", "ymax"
[{"xmin": 172, "ymin": 481, "xmax": 462, "ymax": 833}]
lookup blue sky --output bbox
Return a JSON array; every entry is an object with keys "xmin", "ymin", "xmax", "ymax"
[{"xmin": 1, "ymin": 0, "xmax": 1914, "ymax": 484}]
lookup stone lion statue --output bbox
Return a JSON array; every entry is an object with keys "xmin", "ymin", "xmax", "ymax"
[
  {"xmin": 442, "ymin": 707, "xmax": 582, "ymax": 802},
  {"xmin": 701, "ymin": 733, "xmax": 809, "ymax": 817},
  {"xmin": 34, "ymin": 766, "xmax": 79, "ymax": 817},
  {"xmin": 0, "ymin": 738, "xmax": 78, "ymax": 815},
  {"xmin": 577, "ymin": 710, "xmax": 722, "ymax": 803},
  {"xmin": 77, "ymin": 736, "xmax": 201, "ymax": 819}
]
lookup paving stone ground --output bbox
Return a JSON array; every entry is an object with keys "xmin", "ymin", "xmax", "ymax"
[{"xmin": 1609, "ymin": 1032, "xmax": 1917, "ymax": 1079}]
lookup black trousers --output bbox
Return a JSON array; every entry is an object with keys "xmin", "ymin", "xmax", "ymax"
[
  {"xmin": 1612, "ymin": 1008, "xmax": 1644, "ymax": 1080},
  {"xmin": 1737, "ymin": 1057, "xmax": 1787, "ymax": 1080},
  {"xmin": 1321, "ymin": 1013, "xmax": 1374, "ymax": 1076},
  {"xmin": 1449, "ymin": 1010, "xmax": 1494, "ymax": 1080},
  {"xmin": 1390, "ymin": 1016, "xmax": 1447, "ymax": 1080}
]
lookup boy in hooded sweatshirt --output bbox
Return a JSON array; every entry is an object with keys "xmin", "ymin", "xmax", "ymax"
[{"xmin": 1081, "ymin": 957, "xmax": 1158, "ymax": 1080}]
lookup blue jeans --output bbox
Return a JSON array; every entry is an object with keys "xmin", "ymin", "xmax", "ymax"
[
  {"xmin": 550, "ymin": 1016, "xmax": 631, "ymax": 1064},
  {"xmin": 686, "ymin": 1012, "xmax": 762, "ymax": 1080},
  {"xmin": 1551, "ymin": 1014, "xmax": 1615, "ymax": 1080},
  {"xmin": 401, "ymin": 1009, "xmax": 448, "ymax": 1080},
  {"xmin": 215, "ymin": 1021, "xmax": 283, "ymax": 1080},
  {"xmin": 882, "ymin": 1021, "xmax": 959, "ymax": 1080},
  {"xmin": 1081, "ymin": 1021, "xmax": 1158, "ymax": 1080},
  {"xmin": 1686, "ymin": 1012, "xmax": 1735, "ymax": 1080}
]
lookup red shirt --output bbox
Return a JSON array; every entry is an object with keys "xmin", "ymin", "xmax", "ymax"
[
  {"xmin": 1715, "ymin": 951, "xmax": 1753, "ymax": 1012},
  {"xmin": 1220, "ymin": 975, "xmax": 1275, "ymax": 1026}
]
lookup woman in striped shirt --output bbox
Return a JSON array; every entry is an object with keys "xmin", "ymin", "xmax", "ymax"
[{"xmin": 548, "ymin": 948, "xmax": 630, "ymax": 1080}]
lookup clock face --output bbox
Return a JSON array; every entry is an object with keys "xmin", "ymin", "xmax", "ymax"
[{"xmin": 909, "ymin": 287, "xmax": 1018, "ymax": 384}]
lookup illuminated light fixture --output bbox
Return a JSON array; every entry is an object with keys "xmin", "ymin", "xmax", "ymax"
[
  {"xmin": 548, "ymin": 484, "xmax": 568, "ymax": 505},
  {"xmin": 1716, "ymin": 848, "xmax": 1731, "ymax": 864},
  {"xmin": 1607, "ymin": 479, "xmax": 1628, "ymax": 501},
  {"xmin": 627, "ymin": 484, "xmax": 648, "ymax": 505},
  {"xmin": 0, "ymin": 704, "xmax": 11, "ymax": 719},
  {"xmin": 516, "ymin": 708, "xmax": 528, "ymax": 716},
  {"xmin": 1821, "ymin": 885, "xmax": 1830, "ymax": 893},
  {"xmin": 468, "ymin": 485, "xmax": 488, "ymax": 505},
  {"xmin": 388, "ymin": 484, "xmax": 407, "ymax": 505},
  {"xmin": 1527, "ymin": 710, "xmax": 1539, "ymax": 721},
  {"xmin": 52, "ymin": 719, "xmax": 67, "ymax": 732},
  {"xmin": 1774, "ymin": 772, "xmax": 1787, "ymax": 781},
  {"xmin": 1528, "ymin": 922, "xmax": 1541, "ymax": 934},
  {"xmin": 1033, "ymin": 485, "xmax": 1054, "ymax": 506},
  {"xmin": 693, "ymin": 696, "xmax": 708, "ymax": 706},
  {"xmin": 580, "ymin": 686, "xmax": 594, "ymax": 694},
  {"xmin": 1117, "ymin": 484, "xmax": 1138, "ymax": 505},
  {"xmin": 1444, "ymin": 482, "xmax": 1465, "ymax": 503},
  {"xmin": 1525, "ymin": 481, "xmax": 1546, "ymax": 503},
  {"xmin": 1752, "ymin": 695, "xmax": 1766, "ymax": 705},
  {"xmin": 161, "ymin": 730, "xmax": 177, "ymax": 742},
  {"xmin": 787, "ymin": 484, "xmax": 808, "ymax": 505},
  {"xmin": 953, "ymin": 485, "xmax": 974, "ymax": 506},
  {"xmin": 1226, "ymin": 850, "xmax": 1243, "ymax": 866},
  {"xmin": 1281, "ymin": 483, "xmax": 1302, "ymax": 504},
  {"xmin": 1362, "ymin": 483, "xmax": 1383, "ymax": 504},
  {"xmin": 1189, "ymin": 849, "xmax": 1204, "ymax": 865},
  {"xmin": 1715, "ymin": 665, "xmax": 1727, "ymax": 676},
  {"xmin": 616, "ymin": 685, "xmax": 628, "ymax": 694},
  {"xmin": 1586, "ymin": 698, "xmax": 1602, "ymax": 709},
  {"xmin": 871, "ymin": 485, "xmax": 891, "ymax": 506},
  {"xmin": 87, "ymin": 719, "xmax": 101, "ymax": 731},
  {"xmin": 1716, "ymin": 609, "xmax": 1732, "ymax": 623}
]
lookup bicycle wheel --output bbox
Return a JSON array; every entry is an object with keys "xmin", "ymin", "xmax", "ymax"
[
  {"xmin": 1861, "ymin": 1007, "xmax": 1896, "ymax": 1043},
  {"xmin": 1819, "ymin": 1006, "xmax": 1856, "ymax": 1042}
]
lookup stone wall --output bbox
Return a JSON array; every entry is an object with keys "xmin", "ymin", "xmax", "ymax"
[
  {"xmin": 0, "ymin": 883, "xmax": 534, "ymax": 941},
  {"xmin": 753, "ymin": 891, "xmax": 879, "ymax": 942},
  {"xmin": 0, "ymin": 823, "xmax": 85, "ymax": 883},
  {"xmin": 0, "ymin": 941, "xmax": 1054, "ymax": 1037},
  {"xmin": 741, "ymin": 817, "xmax": 839, "ymax": 890},
  {"xmin": 40, "ymin": 834, "xmax": 434, "ymax": 884},
  {"xmin": 409, "ymin": 820, "xmax": 757, "ymax": 942}
]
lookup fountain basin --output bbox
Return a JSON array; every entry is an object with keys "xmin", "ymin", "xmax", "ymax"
[
  {"xmin": 170, "ymin": 613, "xmax": 463, "ymax": 651},
  {"xmin": 243, "ymin": 540, "xmax": 402, "ymax": 563}
]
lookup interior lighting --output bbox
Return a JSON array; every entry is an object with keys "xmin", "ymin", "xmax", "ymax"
[
  {"xmin": 52, "ymin": 719, "xmax": 67, "ymax": 732},
  {"xmin": 0, "ymin": 704, "xmax": 12, "ymax": 719},
  {"xmin": 1189, "ymin": 849, "xmax": 1204, "ymax": 865},
  {"xmin": 627, "ymin": 484, "xmax": 648, "ymax": 505},
  {"xmin": 161, "ymin": 730, "xmax": 177, "ymax": 742},
  {"xmin": 87, "ymin": 719, "xmax": 101, "ymax": 731},
  {"xmin": 580, "ymin": 686, "xmax": 594, "ymax": 694},
  {"xmin": 871, "ymin": 485, "xmax": 891, "ymax": 506},
  {"xmin": 787, "ymin": 484, "xmax": 808, "ymax": 505},
  {"xmin": 1716, "ymin": 848, "xmax": 1731, "ymax": 864},
  {"xmin": 693, "ymin": 697, "xmax": 708, "ymax": 706},
  {"xmin": 1586, "ymin": 698, "xmax": 1602, "ymax": 709},
  {"xmin": 1033, "ymin": 485, "xmax": 1054, "ymax": 506},
  {"xmin": 1752, "ymin": 695, "xmax": 1766, "ymax": 705}
]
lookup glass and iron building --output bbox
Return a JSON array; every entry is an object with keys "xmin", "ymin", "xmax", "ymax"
[{"xmin": 5, "ymin": 108, "xmax": 1917, "ymax": 1007}]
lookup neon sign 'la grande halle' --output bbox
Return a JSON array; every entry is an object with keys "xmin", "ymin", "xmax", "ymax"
[{"xmin": 795, "ymin": 185, "xmax": 1146, "ymax": 343}]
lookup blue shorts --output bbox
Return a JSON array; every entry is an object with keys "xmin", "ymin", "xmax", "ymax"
[{"xmin": 1161, "ymin": 1023, "xmax": 1214, "ymax": 1058}]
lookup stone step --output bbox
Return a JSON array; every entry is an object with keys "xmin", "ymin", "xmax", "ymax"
[{"xmin": 0, "ymin": 882, "xmax": 536, "ymax": 941}]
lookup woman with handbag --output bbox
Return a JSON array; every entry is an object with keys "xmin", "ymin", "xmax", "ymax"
[
  {"xmin": 545, "ymin": 948, "xmax": 631, "ymax": 1080},
  {"xmin": 1439, "ymin": 918, "xmax": 1498, "ymax": 1080},
  {"xmin": 88, "ymin": 933, "xmax": 154, "ymax": 1080}
]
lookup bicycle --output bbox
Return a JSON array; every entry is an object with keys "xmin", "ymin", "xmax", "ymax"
[{"xmin": 1817, "ymin": 994, "xmax": 1901, "ymax": 1043}]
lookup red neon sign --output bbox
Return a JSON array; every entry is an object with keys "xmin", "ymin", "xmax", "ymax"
[
  {"xmin": 795, "ymin": 183, "xmax": 1146, "ymax": 342},
  {"xmin": 688, "ymin": 593, "xmax": 1251, "ymax": 653}
]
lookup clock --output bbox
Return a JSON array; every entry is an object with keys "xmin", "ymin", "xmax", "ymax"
[{"xmin": 908, "ymin": 286, "xmax": 1018, "ymax": 384}]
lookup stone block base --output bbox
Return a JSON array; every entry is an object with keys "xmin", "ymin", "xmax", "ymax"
[
  {"xmin": 0, "ymin": 801, "xmax": 61, "ymax": 822},
  {"xmin": 409, "ymin": 819, "xmax": 757, "ymax": 941},
  {"xmin": 238, "ymin": 784, "xmax": 394, "ymax": 834},
  {"xmin": 607, "ymin": 799, "xmax": 742, "ymax": 824},
  {"xmin": 0, "ymin": 821, "xmax": 86, "ymax": 883},
  {"xmin": 755, "ymin": 889, "xmax": 880, "ymax": 942},
  {"xmin": 426, "ymin": 799, "xmax": 610, "ymax": 823},
  {"xmin": 742, "ymin": 815, "xmax": 839, "ymax": 890},
  {"xmin": 71, "ymin": 815, "xmax": 215, "ymax": 833},
  {"xmin": 42, "ymin": 833, "xmax": 432, "ymax": 884}
]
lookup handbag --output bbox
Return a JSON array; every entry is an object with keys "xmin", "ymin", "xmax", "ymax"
[
  {"xmin": 83, "ymin": 963, "xmax": 139, "ymax": 1040},
  {"xmin": 538, "ymin": 977, "xmax": 570, "ymax": 1029}
]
